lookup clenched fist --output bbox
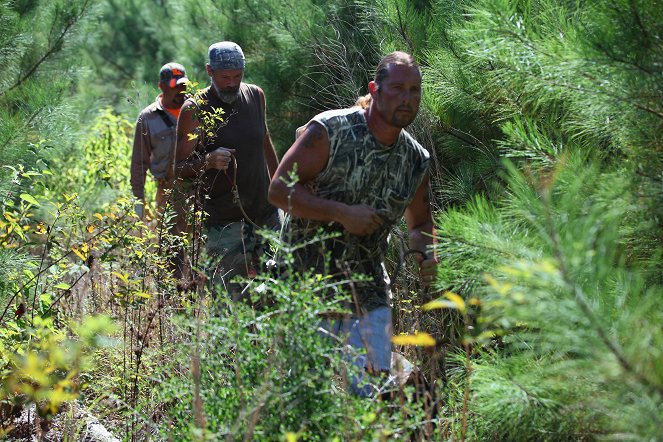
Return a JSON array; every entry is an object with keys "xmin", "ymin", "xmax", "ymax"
[
  {"xmin": 337, "ymin": 203, "xmax": 383, "ymax": 236},
  {"xmin": 205, "ymin": 146, "xmax": 235, "ymax": 171}
]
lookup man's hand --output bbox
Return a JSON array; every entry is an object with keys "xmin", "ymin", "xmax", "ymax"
[
  {"xmin": 418, "ymin": 256, "xmax": 438, "ymax": 289},
  {"xmin": 205, "ymin": 147, "xmax": 235, "ymax": 171},
  {"xmin": 337, "ymin": 203, "xmax": 383, "ymax": 236}
]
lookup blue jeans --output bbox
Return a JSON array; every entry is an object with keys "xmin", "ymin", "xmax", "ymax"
[{"xmin": 319, "ymin": 306, "xmax": 392, "ymax": 397}]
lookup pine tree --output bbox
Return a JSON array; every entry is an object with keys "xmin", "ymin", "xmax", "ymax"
[
  {"xmin": 369, "ymin": 0, "xmax": 663, "ymax": 438},
  {"xmin": 0, "ymin": 0, "xmax": 94, "ymax": 303}
]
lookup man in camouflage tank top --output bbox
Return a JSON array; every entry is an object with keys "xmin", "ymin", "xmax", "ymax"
[{"xmin": 269, "ymin": 52, "xmax": 437, "ymax": 396}]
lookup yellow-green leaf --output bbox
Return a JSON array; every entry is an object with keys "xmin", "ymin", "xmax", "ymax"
[
  {"xmin": 444, "ymin": 292, "xmax": 466, "ymax": 312},
  {"xmin": 423, "ymin": 299, "xmax": 455, "ymax": 310},
  {"xmin": 71, "ymin": 244, "xmax": 88, "ymax": 262},
  {"xmin": 20, "ymin": 193, "xmax": 39, "ymax": 206},
  {"xmin": 111, "ymin": 272, "xmax": 129, "ymax": 284},
  {"xmin": 392, "ymin": 332, "xmax": 436, "ymax": 347},
  {"xmin": 423, "ymin": 292, "xmax": 466, "ymax": 313}
]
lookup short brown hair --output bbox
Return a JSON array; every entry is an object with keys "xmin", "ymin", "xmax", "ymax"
[{"xmin": 374, "ymin": 51, "xmax": 420, "ymax": 86}]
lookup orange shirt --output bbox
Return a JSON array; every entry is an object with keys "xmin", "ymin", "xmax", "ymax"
[
  {"xmin": 159, "ymin": 95, "xmax": 181, "ymax": 120},
  {"xmin": 164, "ymin": 106, "xmax": 181, "ymax": 120}
]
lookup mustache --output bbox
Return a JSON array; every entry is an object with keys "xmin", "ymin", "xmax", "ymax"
[{"xmin": 396, "ymin": 106, "xmax": 413, "ymax": 112}]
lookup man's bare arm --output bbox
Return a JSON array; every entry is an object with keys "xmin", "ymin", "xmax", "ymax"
[
  {"xmin": 404, "ymin": 174, "xmax": 438, "ymax": 286},
  {"xmin": 171, "ymin": 101, "xmax": 202, "ymax": 179},
  {"xmin": 171, "ymin": 100, "xmax": 234, "ymax": 179},
  {"xmin": 268, "ymin": 122, "xmax": 383, "ymax": 236},
  {"xmin": 258, "ymin": 88, "xmax": 279, "ymax": 178}
]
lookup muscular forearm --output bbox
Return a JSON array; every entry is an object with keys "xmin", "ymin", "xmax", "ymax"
[
  {"xmin": 269, "ymin": 179, "xmax": 383, "ymax": 236},
  {"xmin": 269, "ymin": 180, "xmax": 345, "ymax": 223}
]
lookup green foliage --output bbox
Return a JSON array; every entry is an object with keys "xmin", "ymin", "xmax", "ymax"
[
  {"xmin": 151, "ymin": 234, "xmax": 441, "ymax": 440},
  {"xmin": 0, "ymin": 108, "xmax": 160, "ymax": 436},
  {"xmin": 1, "ymin": 315, "xmax": 114, "ymax": 431},
  {"xmin": 39, "ymin": 108, "xmax": 135, "ymax": 212},
  {"xmin": 2, "ymin": 0, "xmax": 663, "ymax": 439},
  {"xmin": 433, "ymin": 155, "xmax": 663, "ymax": 439},
  {"xmin": 0, "ymin": 0, "xmax": 93, "ymax": 191}
]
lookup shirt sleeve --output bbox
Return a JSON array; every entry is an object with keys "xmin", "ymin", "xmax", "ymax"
[{"xmin": 130, "ymin": 113, "xmax": 151, "ymax": 200}]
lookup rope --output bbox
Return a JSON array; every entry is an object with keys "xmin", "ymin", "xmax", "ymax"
[{"xmin": 226, "ymin": 153, "xmax": 261, "ymax": 229}]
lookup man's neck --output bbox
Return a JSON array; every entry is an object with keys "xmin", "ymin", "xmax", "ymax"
[
  {"xmin": 159, "ymin": 94, "xmax": 179, "ymax": 111},
  {"xmin": 364, "ymin": 106, "xmax": 401, "ymax": 146}
]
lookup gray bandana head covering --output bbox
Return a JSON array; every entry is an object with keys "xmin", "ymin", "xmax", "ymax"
[{"xmin": 208, "ymin": 41, "xmax": 245, "ymax": 70}]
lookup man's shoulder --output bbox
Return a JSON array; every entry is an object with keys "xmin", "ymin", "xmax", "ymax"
[
  {"xmin": 316, "ymin": 107, "xmax": 361, "ymax": 119},
  {"xmin": 241, "ymin": 82, "xmax": 261, "ymax": 92},
  {"xmin": 137, "ymin": 100, "xmax": 161, "ymax": 119},
  {"xmin": 313, "ymin": 107, "xmax": 363, "ymax": 126},
  {"xmin": 400, "ymin": 130, "xmax": 430, "ymax": 161},
  {"xmin": 185, "ymin": 86, "xmax": 211, "ymax": 104},
  {"xmin": 241, "ymin": 82, "xmax": 265, "ymax": 101}
]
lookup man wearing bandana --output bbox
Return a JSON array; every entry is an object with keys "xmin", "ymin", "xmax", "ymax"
[{"xmin": 172, "ymin": 42, "xmax": 279, "ymax": 299}]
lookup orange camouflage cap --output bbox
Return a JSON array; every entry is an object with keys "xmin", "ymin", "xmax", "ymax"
[{"xmin": 159, "ymin": 62, "xmax": 189, "ymax": 88}]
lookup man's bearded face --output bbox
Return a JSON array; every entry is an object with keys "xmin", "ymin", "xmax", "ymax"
[{"xmin": 210, "ymin": 68, "xmax": 244, "ymax": 104}]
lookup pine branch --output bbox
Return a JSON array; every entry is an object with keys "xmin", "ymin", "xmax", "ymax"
[
  {"xmin": 628, "ymin": 0, "xmax": 651, "ymax": 47},
  {"xmin": 592, "ymin": 41, "xmax": 655, "ymax": 75},
  {"xmin": 543, "ymin": 190, "xmax": 663, "ymax": 398},
  {"xmin": 394, "ymin": 2, "xmax": 416, "ymax": 54},
  {"xmin": 0, "ymin": 0, "xmax": 91, "ymax": 97}
]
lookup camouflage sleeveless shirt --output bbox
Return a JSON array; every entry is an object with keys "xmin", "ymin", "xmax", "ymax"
[{"xmin": 292, "ymin": 107, "xmax": 430, "ymax": 311}]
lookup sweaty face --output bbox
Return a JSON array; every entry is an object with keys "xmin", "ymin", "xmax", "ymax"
[
  {"xmin": 160, "ymin": 82, "xmax": 187, "ymax": 109},
  {"xmin": 209, "ymin": 68, "xmax": 244, "ymax": 104},
  {"xmin": 374, "ymin": 64, "xmax": 422, "ymax": 128}
]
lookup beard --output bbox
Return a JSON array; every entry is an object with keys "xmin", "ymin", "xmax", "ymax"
[
  {"xmin": 389, "ymin": 108, "xmax": 416, "ymax": 128},
  {"xmin": 212, "ymin": 81, "xmax": 241, "ymax": 104},
  {"xmin": 161, "ymin": 93, "xmax": 184, "ymax": 110},
  {"xmin": 169, "ymin": 94, "xmax": 185, "ymax": 108}
]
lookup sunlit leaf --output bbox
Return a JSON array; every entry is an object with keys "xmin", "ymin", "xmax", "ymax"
[
  {"xmin": 392, "ymin": 332, "xmax": 436, "ymax": 347},
  {"xmin": 444, "ymin": 292, "xmax": 466, "ymax": 312},
  {"xmin": 111, "ymin": 272, "xmax": 129, "ymax": 284},
  {"xmin": 35, "ymin": 222, "xmax": 47, "ymax": 235},
  {"xmin": 20, "ymin": 193, "xmax": 39, "ymax": 206},
  {"xmin": 423, "ymin": 292, "xmax": 466, "ymax": 312},
  {"xmin": 71, "ymin": 245, "xmax": 88, "ymax": 262},
  {"xmin": 4, "ymin": 212, "xmax": 17, "ymax": 222}
]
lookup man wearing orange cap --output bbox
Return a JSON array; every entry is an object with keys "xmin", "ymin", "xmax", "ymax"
[{"xmin": 131, "ymin": 62, "xmax": 189, "ymax": 219}]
